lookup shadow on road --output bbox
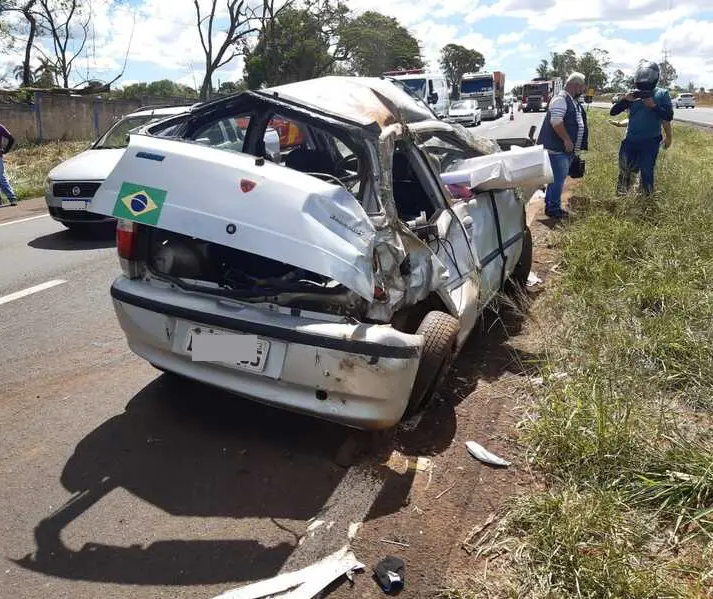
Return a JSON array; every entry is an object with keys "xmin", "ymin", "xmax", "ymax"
[
  {"xmin": 28, "ymin": 229, "xmax": 115, "ymax": 251},
  {"xmin": 12, "ymin": 375, "xmax": 405, "ymax": 586}
]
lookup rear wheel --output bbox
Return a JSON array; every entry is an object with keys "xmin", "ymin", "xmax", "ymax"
[{"xmin": 405, "ymin": 311, "xmax": 460, "ymax": 418}]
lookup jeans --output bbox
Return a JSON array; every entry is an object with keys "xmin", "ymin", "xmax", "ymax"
[
  {"xmin": 544, "ymin": 151, "xmax": 573, "ymax": 214},
  {"xmin": 617, "ymin": 136, "xmax": 661, "ymax": 195},
  {"xmin": 0, "ymin": 156, "xmax": 16, "ymax": 204}
]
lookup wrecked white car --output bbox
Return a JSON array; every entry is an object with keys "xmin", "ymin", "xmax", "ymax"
[{"xmin": 89, "ymin": 76, "xmax": 550, "ymax": 430}]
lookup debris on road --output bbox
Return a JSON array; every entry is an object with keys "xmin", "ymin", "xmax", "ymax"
[
  {"xmin": 374, "ymin": 556, "xmax": 405, "ymax": 594},
  {"xmin": 466, "ymin": 441, "xmax": 512, "ymax": 468},
  {"xmin": 462, "ymin": 513, "xmax": 498, "ymax": 555},
  {"xmin": 526, "ymin": 271, "xmax": 543, "ymax": 287},
  {"xmin": 435, "ymin": 482, "xmax": 456, "ymax": 499},
  {"xmin": 210, "ymin": 545, "xmax": 364, "ymax": 599},
  {"xmin": 380, "ymin": 538, "xmax": 410, "ymax": 548}
]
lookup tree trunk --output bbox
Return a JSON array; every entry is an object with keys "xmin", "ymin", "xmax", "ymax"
[
  {"xmin": 200, "ymin": 71, "xmax": 213, "ymax": 101},
  {"xmin": 21, "ymin": 2, "xmax": 37, "ymax": 88}
]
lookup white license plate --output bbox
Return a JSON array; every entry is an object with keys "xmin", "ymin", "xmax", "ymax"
[
  {"xmin": 61, "ymin": 199, "xmax": 88, "ymax": 211},
  {"xmin": 185, "ymin": 327, "xmax": 270, "ymax": 373}
]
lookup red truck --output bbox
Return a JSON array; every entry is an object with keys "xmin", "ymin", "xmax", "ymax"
[{"xmin": 521, "ymin": 77, "xmax": 563, "ymax": 112}]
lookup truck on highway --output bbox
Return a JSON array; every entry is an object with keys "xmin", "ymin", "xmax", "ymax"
[
  {"xmin": 382, "ymin": 69, "xmax": 450, "ymax": 118},
  {"xmin": 521, "ymin": 77, "xmax": 562, "ymax": 112},
  {"xmin": 459, "ymin": 71, "xmax": 505, "ymax": 120}
]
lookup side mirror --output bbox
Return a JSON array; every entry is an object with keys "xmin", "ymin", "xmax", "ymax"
[
  {"xmin": 528, "ymin": 125, "xmax": 536, "ymax": 142},
  {"xmin": 428, "ymin": 92, "xmax": 438, "ymax": 104}
]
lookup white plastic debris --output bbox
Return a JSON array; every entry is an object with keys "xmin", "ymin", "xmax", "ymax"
[
  {"xmin": 466, "ymin": 441, "xmax": 512, "ymax": 467},
  {"xmin": 440, "ymin": 144, "xmax": 554, "ymax": 191},
  {"xmin": 211, "ymin": 545, "xmax": 364, "ymax": 599},
  {"xmin": 526, "ymin": 271, "xmax": 543, "ymax": 287}
]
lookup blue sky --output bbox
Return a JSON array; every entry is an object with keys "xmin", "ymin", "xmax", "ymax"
[{"xmin": 2, "ymin": 0, "xmax": 712, "ymax": 92}]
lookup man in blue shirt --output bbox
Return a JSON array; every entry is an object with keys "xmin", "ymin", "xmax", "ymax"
[{"xmin": 610, "ymin": 61, "xmax": 673, "ymax": 196}]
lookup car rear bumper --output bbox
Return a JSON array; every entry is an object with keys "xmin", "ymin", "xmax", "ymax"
[{"xmin": 110, "ymin": 276, "xmax": 422, "ymax": 430}]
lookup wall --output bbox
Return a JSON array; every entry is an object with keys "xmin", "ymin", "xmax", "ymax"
[{"xmin": 0, "ymin": 93, "xmax": 198, "ymax": 144}]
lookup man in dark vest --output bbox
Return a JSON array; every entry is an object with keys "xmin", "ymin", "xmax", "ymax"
[{"xmin": 536, "ymin": 72, "xmax": 589, "ymax": 219}]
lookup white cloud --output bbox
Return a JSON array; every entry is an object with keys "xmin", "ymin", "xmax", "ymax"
[{"xmin": 497, "ymin": 31, "xmax": 526, "ymax": 45}]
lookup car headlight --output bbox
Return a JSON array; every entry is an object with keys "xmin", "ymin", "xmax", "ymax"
[
  {"xmin": 488, "ymin": 105, "xmax": 493, "ymax": 110},
  {"xmin": 44, "ymin": 177, "xmax": 53, "ymax": 196}
]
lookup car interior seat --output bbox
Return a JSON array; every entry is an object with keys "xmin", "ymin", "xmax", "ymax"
[{"xmin": 284, "ymin": 148, "xmax": 335, "ymax": 175}]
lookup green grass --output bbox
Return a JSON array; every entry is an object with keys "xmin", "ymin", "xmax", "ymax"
[
  {"xmin": 447, "ymin": 112, "xmax": 713, "ymax": 598},
  {"xmin": 4, "ymin": 140, "xmax": 92, "ymax": 200}
]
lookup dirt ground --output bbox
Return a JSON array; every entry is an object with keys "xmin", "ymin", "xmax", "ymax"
[{"xmin": 320, "ymin": 192, "xmax": 562, "ymax": 598}]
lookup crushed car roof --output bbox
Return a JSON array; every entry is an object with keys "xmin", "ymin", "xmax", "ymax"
[{"xmin": 259, "ymin": 76, "xmax": 438, "ymax": 128}]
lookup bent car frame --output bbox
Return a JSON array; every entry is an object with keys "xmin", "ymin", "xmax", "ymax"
[{"xmin": 89, "ymin": 76, "xmax": 542, "ymax": 430}]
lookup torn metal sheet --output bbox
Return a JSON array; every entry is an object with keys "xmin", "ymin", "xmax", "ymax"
[
  {"xmin": 211, "ymin": 545, "xmax": 364, "ymax": 599},
  {"xmin": 265, "ymin": 77, "xmax": 437, "ymax": 128},
  {"xmin": 440, "ymin": 144, "xmax": 554, "ymax": 191},
  {"xmin": 89, "ymin": 135, "xmax": 378, "ymax": 301},
  {"xmin": 466, "ymin": 440, "xmax": 512, "ymax": 467}
]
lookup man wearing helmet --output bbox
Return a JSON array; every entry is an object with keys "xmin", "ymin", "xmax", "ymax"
[{"xmin": 610, "ymin": 60, "xmax": 674, "ymax": 195}]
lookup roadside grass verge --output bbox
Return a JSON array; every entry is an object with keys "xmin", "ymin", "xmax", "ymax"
[
  {"xmin": 447, "ymin": 111, "xmax": 713, "ymax": 597},
  {"xmin": 4, "ymin": 140, "xmax": 92, "ymax": 200}
]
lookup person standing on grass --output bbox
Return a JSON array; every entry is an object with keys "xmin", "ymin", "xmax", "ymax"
[
  {"xmin": 610, "ymin": 60, "xmax": 673, "ymax": 196},
  {"xmin": 536, "ymin": 72, "xmax": 589, "ymax": 219},
  {"xmin": 0, "ymin": 122, "xmax": 17, "ymax": 207}
]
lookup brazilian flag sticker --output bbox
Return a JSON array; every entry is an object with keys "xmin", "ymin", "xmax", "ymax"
[{"xmin": 112, "ymin": 182, "xmax": 167, "ymax": 226}]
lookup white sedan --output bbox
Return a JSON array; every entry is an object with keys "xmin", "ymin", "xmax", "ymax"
[
  {"xmin": 447, "ymin": 99, "xmax": 482, "ymax": 127},
  {"xmin": 89, "ymin": 76, "xmax": 541, "ymax": 430}
]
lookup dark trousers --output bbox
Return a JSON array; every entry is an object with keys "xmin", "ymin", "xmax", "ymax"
[{"xmin": 617, "ymin": 136, "xmax": 662, "ymax": 195}]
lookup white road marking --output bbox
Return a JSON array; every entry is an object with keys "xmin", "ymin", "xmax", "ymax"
[
  {"xmin": 0, "ymin": 214, "xmax": 50, "ymax": 228},
  {"xmin": 0, "ymin": 279, "xmax": 67, "ymax": 306}
]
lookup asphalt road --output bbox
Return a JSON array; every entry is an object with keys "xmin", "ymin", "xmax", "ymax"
[
  {"xmin": 0, "ymin": 110, "xmax": 545, "ymax": 599},
  {"xmin": 591, "ymin": 101, "xmax": 713, "ymax": 127}
]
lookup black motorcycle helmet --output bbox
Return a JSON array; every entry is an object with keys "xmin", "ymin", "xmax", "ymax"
[{"xmin": 633, "ymin": 60, "xmax": 660, "ymax": 91}]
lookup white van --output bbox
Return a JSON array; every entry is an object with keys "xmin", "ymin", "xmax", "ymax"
[{"xmin": 382, "ymin": 69, "xmax": 450, "ymax": 118}]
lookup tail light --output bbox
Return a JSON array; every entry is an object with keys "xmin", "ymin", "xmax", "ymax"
[{"xmin": 116, "ymin": 219, "xmax": 137, "ymax": 259}]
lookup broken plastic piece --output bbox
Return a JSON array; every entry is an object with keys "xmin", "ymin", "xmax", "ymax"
[
  {"xmin": 526, "ymin": 271, "xmax": 543, "ymax": 287},
  {"xmin": 466, "ymin": 441, "xmax": 511, "ymax": 467},
  {"xmin": 211, "ymin": 545, "xmax": 364, "ymax": 599},
  {"xmin": 440, "ymin": 144, "xmax": 554, "ymax": 191},
  {"xmin": 374, "ymin": 556, "xmax": 405, "ymax": 593}
]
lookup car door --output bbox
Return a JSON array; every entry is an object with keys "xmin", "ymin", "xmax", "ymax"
[{"xmin": 410, "ymin": 124, "xmax": 526, "ymax": 311}]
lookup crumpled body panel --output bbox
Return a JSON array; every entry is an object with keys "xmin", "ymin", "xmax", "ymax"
[{"xmin": 89, "ymin": 135, "xmax": 378, "ymax": 301}]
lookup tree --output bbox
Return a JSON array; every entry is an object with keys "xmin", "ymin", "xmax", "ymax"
[
  {"xmin": 35, "ymin": 0, "xmax": 90, "ymax": 88},
  {"xmin": 118, "ymin": 79, "xmax": 199, "ymax": 100},
  {"xmin": 687, "ymin": 80, "xmax": 695, "ymax": 92},
  {"xmin": 338, "ymin": 11, "xmax": 423, "ymax": 76},
  {"xmin": 193, "ymin": 0, "xmax": 256, "ymax": 101},
  {"xmin": 12, "ymin": 54, "xmax": 57, "ymax": 86},
  {"xmin": 608, "ymin": 68, "xmax": 628, "ymax": 94},
  {"xmin": 536, "ymin": 59, "xmax": 548, "ymax": 78},
  {"xmin": 439, "ymin": 43, "xmax": 485, "ymax": 98},
  {"xmin": 217, "ymin": 80, "xmax": 247, "ymax": 94},
  {"xmin": 576, "ymin": 48, "xmax": 610, "ymax": 90},
  {"xmin": 550, "ymin": 49, "xmax": 577, "ymax": 79},
  {"xmin": 511, "ymin": 84, "xmax": 523, "ymax": 97},
  {"xmin": 658, "ymin": 59, "xmax": 677, "ymax": 88},
  {"xmin": 244, "ymin": 0, "xmax": 348, "ymax": 88}
]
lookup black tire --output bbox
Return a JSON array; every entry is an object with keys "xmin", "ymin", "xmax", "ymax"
[
  {"xmin": 405, "ymin": 311, "xmax": 460, "ymax": 417},
  {"xmin": 511, "ymin": 226, "xmax": 533, "ymax": 287}
]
